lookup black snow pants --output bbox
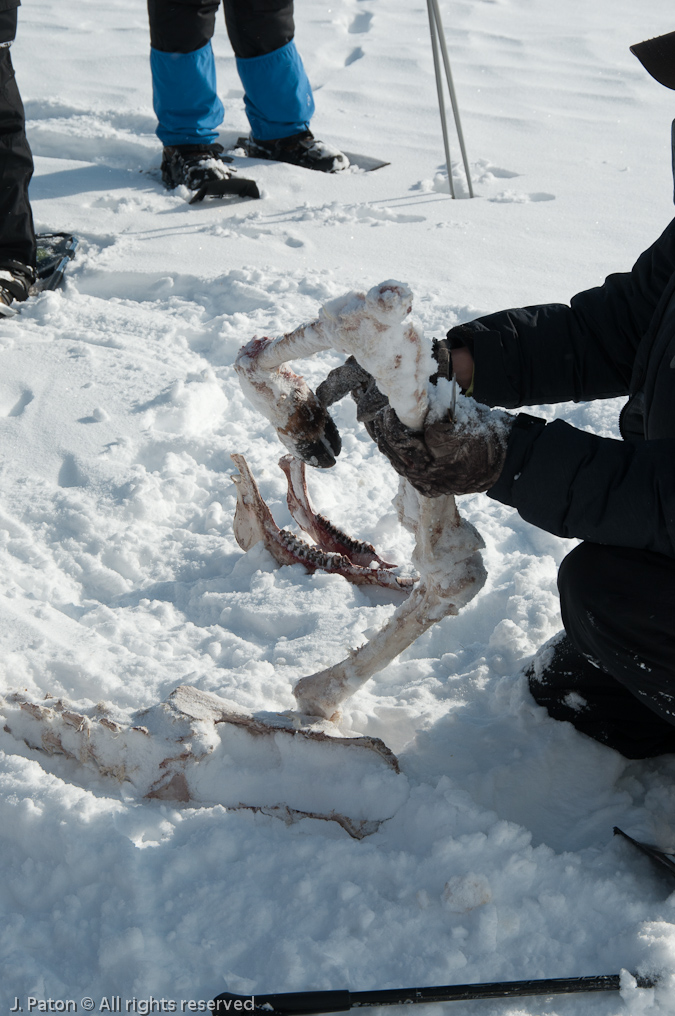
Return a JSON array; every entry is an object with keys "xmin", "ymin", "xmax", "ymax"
[
  {"xmin": 529, "ymin": 542, "xmax": 675, "ymax": 758},
  {"xmin": 0, "ymin": 4, "xmax": 35, "ymax": 270},
  {"xmin": 147, "ymin": 0, "xmax": 294, "ymax": 59}
]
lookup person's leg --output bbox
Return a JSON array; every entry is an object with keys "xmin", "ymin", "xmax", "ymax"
[
  {"xmin": 147, "ymin": 0, "xmax": 254, "ymax": 198},
  {"xmin": 223, "ymin": 0, "xmax": 314, "ymax": 141},
  {"xmin": 528, "ymin": 542, "xmax": 675, "ymax": 758},
  {"xmin": 0, "ymin": 4, "xmax": 35, "ymax": 291},
  {"xmin": 147, "ymin": 0, "xmax": 224, "ymax": 147}
]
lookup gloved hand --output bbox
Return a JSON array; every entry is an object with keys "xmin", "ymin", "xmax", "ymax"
[
  {"xmin": 365, "ymin": 400, "xmax": 514, "ymax": 498},
  {"xmin": 317, "ymin": 355, "xmax": 513, "ymax": 497},
  {"xmin": 316, "ymin": 355, "xmax": 389, "ymax": 421}
]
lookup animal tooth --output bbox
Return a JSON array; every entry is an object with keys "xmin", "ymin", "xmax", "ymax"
[
  {"xmin": 232, "ymin": 453, "xmax": 416, "ymax": 591},
  {"xmin": 279, "ymin": 454, "xmax": 401, "ymax": 571}
]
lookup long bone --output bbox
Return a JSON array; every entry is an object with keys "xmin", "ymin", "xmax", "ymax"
[
  {"xmin": 235, "ymin": 280, "xmax": 487, "ymax": 719},
  {"xmin": 294, "ymin": 483, "xmax": 485, "ymax": 719}
]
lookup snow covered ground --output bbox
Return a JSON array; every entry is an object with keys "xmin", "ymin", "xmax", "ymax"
[{"xmin": 3, "ymin": 0, "xmax": 675, "ymax": 1011}]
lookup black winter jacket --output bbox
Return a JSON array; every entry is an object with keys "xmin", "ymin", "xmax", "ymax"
[{"xmin": 446, "ymin": 218, "xmax": 675, "ymax": 558}]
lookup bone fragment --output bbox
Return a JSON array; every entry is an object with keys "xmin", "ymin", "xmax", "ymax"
[
  {"xmin": 1, "ymin": 685, "xmax": 407, "ymax": 836},
  {"xmin": 235, "ymin": 337, "xmax": 340, "ymax": 468}
]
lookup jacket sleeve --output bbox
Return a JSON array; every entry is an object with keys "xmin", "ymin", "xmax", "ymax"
[
  {"xmin": 489, "ymin": 416, "xmax": 675, "ymax": 558},
  {"xmin": 450, "ymin": 218, "xmax": 675, "ymax": 409}
]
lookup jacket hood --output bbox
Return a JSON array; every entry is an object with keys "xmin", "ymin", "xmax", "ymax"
[{"xmin": 631, "ymin": 31, "xmax": 675, "ymax": 90}]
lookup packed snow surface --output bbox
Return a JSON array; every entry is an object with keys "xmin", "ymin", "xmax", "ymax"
[{"xmin": 4, "ymin": 0, "xmax": 675, "ymax": 1012}]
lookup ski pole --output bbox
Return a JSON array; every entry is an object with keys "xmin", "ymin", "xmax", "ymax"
[
  {"xmin": 426, "ymin": 0, "xmax": 474, "ymax": 198},
  {"xmin": 213, "ymin": 973, "xmax": 656, "ymax": 1014}
]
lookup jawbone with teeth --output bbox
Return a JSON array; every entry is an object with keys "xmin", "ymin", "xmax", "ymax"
[{"xmin": 231, "ymin": 452, "xmax": 414, "ymax": 592}]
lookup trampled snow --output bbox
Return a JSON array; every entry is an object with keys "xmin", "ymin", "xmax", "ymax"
[{"xmin": 3, "ymin": 0, "xmax": 675, "ymax": 1012}]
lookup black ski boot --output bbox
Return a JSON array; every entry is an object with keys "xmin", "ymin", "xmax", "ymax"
[
  {"xmin": 244, "ymin": 131, "xmax": 349, "ymax": 172},
  {"xmin": 161, "ymin": 144, "xmax": 260, "ymax": 203},
  {"xmin": 525, "ymin": 631, "xmax": 675, "ymax": 758},
  {"xmin": 0, "ymin": 260, "xmax": 35, "ymax": 317}
]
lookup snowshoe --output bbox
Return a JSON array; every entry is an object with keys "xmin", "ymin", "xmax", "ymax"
[
  {"xmin": 33, "ymin": 233, "xmax": 78, "ymax": 294},
  {"xmin": 614, "ymin": 826, "xmax": 675, "ymax": 882},
  {"xmin": 161, "ymin": 143, "xmax": 260, "ymax": 203},
  {"xmin": 241, "ymin": 130, "xmax": 349, "ymax": 173},
  {"xmin": 0, "ymin": 234, "xmax": 77, "ymax": 317}
]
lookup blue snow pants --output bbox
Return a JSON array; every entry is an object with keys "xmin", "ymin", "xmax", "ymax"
[{"xmin": 147, "ymin": 0, "xmax": 315, "ymax": 146}]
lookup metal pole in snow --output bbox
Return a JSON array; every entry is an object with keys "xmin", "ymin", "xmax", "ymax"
[
  {"xmin": 213, "ymin": 973, "xmax": 656, "ymax": 1014},
  {"xmin": 426, "ymin": 0, "xmax": 455, "ymax": 198},
  {"xmin": 426, "ymin": 0, "xmax": 474, "ymax": 197}
]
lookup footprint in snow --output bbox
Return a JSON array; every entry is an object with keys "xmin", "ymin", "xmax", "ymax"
[
  {"xmin": 348, "ymin": 10, "xmax": 373, "ymax": 33},
  {"xmin": 475, "ymin": 160, "xmax": 521, "ymax": 183},
  {"xmin": 0, "ymin": 388, "xmax": 34, "ymax": 418},
  {"xmin": 58, "ymin": 453, "xmax": 87, "ymax": 489}
]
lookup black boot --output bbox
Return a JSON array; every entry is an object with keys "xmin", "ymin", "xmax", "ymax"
[
  {"xmin": 161, "ymin": 144, "xmax": 260, "ymax": 202},
  {"xmin": 245, "ymin": 131, "xmax": 348, "ymax": 172},
  {"xmin": 526, "ymin": 631, "xmax": 675, "ymax": 759},
  {"xmin": 161, "ymin": 143, "xmax": 234, "ymax": 190},
  {"xmin": 0, "ymin": 259, "xmax": 34, "ymax": 317}
]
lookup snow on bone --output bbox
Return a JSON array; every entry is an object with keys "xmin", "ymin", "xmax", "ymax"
[
  {"xmin": 235, "ymin": 281, "xmax": 488, "ymax": 719},
  {"xmin": 293, "ymin": 483, "xmax": 486, "ymax": 719},
  {"xmin": 234, "ymin": 281, "xmax": 435, "ymax": 466},
  {"xmin": 0, "ymin": 686, "xmax": 408, "ymax": 838}
]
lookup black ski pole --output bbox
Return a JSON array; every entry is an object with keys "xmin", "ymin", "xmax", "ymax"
[{"xmin": 213, "ymin": 973, "xmax": 656, "ymax": 1014}]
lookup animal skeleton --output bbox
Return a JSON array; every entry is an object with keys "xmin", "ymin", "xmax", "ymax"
[
  {"xmin": 234, "ymin": 280, "xmax": 487, "ymax": 719},
  {"xmin": 0, "ymin": 281, "xmax": 488, "ymax": 833}
]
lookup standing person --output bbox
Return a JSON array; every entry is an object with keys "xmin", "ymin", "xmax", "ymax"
[
  {"xmin": 363, "ymin": 29, "xmax": 675, "ymax": 761},
  {"xmin": 0, "ymin": 0, "xmax": 35, "ymax": 315},
  {"xmin": 148, "ymin": 0, "xmax": 348, "ymax": 199}
]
